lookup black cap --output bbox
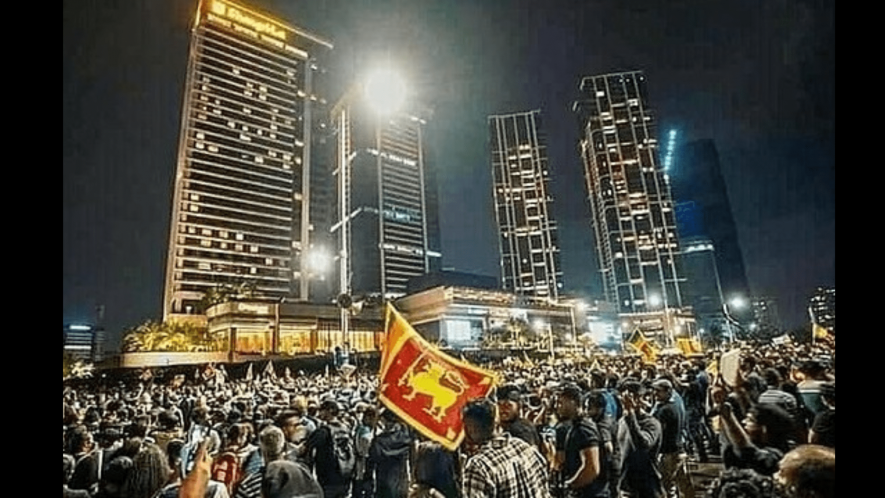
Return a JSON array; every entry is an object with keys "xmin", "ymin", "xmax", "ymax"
[
  {"xmin": 558, "ymin": 383, "xmax": 583, "ymax": 402},
  {"xmin": 496, "ymin": 384, "xmax": 522, "ymax": 403}
]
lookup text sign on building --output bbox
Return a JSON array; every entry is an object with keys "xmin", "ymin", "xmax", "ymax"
[{"xmin": 206, "ymin": 0, "xmax": 286, "ymax": 40}]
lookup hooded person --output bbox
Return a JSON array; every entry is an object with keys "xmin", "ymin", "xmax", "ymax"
[
  {"xmin": 369, "ymin": 408, "xmax": 412, "ymax": 498},
  {"xmin": 261, "ymin": 460, "xmax": 323, "ymax": 498}
]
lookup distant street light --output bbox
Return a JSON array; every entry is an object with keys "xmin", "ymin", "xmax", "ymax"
[{"xmin": 729, "ymin": 296, "xmax": 747, "ymax": 309}]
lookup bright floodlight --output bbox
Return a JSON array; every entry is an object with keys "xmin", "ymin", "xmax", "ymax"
[
  {"xmin": 648, "ymin": 294, "xmax": 662, "ymax": 307},
  {"xmin": 729, "ymin": 296, "xmax": 747, "ymax": 309},
  {"xmin": 364, "ymin": 67, "xmax": 406, "ymax": 115},
  {"xmin": 306, "ymin": 247, "xmax": 331, "ymax": 274}
]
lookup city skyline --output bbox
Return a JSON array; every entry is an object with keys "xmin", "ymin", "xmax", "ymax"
[{"xmin": 64, "ymin": 0, "xmax": 835, "ymax": 348}]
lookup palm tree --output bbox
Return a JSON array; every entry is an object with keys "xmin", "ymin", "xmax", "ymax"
[{"xmin": 122, "ymin": 320, "xmax": 217, "ymax": 352}]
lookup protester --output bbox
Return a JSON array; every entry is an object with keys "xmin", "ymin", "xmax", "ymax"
[
  {"xmin": 303, "ymin": 399, "xmax": 354, "ymax": 498},
  {"xmin": 712, "ymin": 385, "xmax": 794, "ymax": 476},
  {"xmin": 410, "ymin": 441, "xmax": 460, "ymax": 498},
  {"xmin": 370, "ymin": 408, "xmax": 412, "ymax": 498},
  {"xmin": 555, "ymin": 383, "xmax": 605, "ymax": 497},
  {"xmin": 616, "ymin": 378, "xmax": 664, "ymax": 498},
  {"xmin": 461, "ymin": 398, "xmax": 552, "ymax": 498},
  {"xmin": 775, "ymin": 445, "xmax": 835, "ymax": 498},
  {"xmin": 651, "ymin": 378, "xmax": 694, "ymax": 498},
  {"xmin": 807, "ymin": 383, "xmax": 834, "ymax": 449},
  {"xmin": 63, "ymin": 337, "xmax": 834, "ymax": 498},
  {"xmin": 495, "ymin": 383, "xmax": 542, "ymax": 451}
]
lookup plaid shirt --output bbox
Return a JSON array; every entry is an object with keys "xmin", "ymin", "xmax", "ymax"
[{"xmin": 462, "ymin": 433, "xmax": 552, "ymax": 498}]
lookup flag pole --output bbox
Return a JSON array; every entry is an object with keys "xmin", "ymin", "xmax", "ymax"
[{"xmin": 808, "ymin": 306, "xmax": 815, "ymax": 345}]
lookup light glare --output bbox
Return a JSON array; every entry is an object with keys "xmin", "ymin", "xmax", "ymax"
[{"xmin": 364, "ymin": 68, "xmax": 406, "ymax": 115}]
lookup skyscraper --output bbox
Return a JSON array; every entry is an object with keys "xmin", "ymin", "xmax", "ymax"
[
  {"xmin": 573, "ymin": 71, "xmax": 685, "ymax": 314},
  {"xmin": 809, "ymin": 286, "xmax": 835, "ymax": 331},
  {"xmin": 163, "ymin": 0, "xmax": 333, "ymax": 318},
  {"xmin": 680, "ymin": 235, "xmax": 727, "ymax": 335},
  {"xmin": 489, "ymin": 110, "xmax": 563, "ymax": 299},
  {"xmin": 669, "ymin": 139, "xmax": 751, "ymax": 307},
  {"xmin": 331, "ymin": 82, "xmax": 441, "ymax": 300},
  {"xmin": 751, "ymin": 297, "xmax": 781, "ymax": 334}
]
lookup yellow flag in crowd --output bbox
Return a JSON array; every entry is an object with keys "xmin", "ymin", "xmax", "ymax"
[
  {"xmin": 676, "ymin": 337, "xmax": 704, "ymax": 356},
  {"xmin": 626, "ymin": 328, "xmax": 658, "ymax": 364},
  {"xmin": 813, "ymin": 323, "xmax": 829, "ymax": 340},
  {"xmin": 378, "ymin": 304, "xmax": 497, "ymax": 450},
  {"xmin": 706, "ymin": 359, "xmax": 719, "ymax": 378}
]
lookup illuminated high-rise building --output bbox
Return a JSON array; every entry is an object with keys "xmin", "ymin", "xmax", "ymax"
[
  {"xmin": 573, "ymin": 71, "xmax": 685, "ymax": 314},
  {"xmin": 163, "ymin": 0, "xmax": 333, "ymax": 318},
  {"xmin": 331, "ymin": 82, "xmax": 441, "ymax": 300},
  {"xmin": 488, "ymin": 110, "xmax": 563, "ymax": 299},
  {"xmin": 751, "ymin": 296, "xmax": 781, "ymax": 333},
  {"xmin": 809, "ymin": 286, "xmax": 835, "ymax": 331}
]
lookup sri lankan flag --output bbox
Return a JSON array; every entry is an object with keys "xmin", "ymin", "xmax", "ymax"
[
  {"xmin": 676, "ymin": 337, "xmax": 704, "ymax": 356},
  {"xmin": 378, "ymin": 304, "xmax": 497, "ymax": 450},
  {"xmin": 809, "ymin": 307, "xmax": 833, "ymax": 343},
  {"xmin": 626, "ymin": 328, "xmax": 658, "ymax": 364}
]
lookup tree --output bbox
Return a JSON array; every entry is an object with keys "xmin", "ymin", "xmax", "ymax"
[
  {"xmin": 122, "ymin": 320, "xmax": 218, "ymax": 352},
  {"xmin": 197, "ymin": 281, "xmax": 259, "ymax": 312}
]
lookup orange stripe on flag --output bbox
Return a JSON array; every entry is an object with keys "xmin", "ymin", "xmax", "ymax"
[{"xmin": 378, "ymin": 304, "xmax": 497, "ymax": 450}]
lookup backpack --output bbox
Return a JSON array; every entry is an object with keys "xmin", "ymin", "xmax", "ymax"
[
  {"xmin": 210, "ymin": 450, "xmax": 242, "ymax": 494},
  {"xmin": 329, "ymin": 423, "xmax": 356, "ymax": 480}
]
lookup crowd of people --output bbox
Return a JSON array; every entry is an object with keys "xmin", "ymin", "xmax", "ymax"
[{"xmin": 64, "ymin": 339, "xmax": 834, "ymax": 498}]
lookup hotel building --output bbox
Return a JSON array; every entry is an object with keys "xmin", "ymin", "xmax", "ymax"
[{"xmin": 163, "ymin": 0, "xmax": 333, "ymax": 318}]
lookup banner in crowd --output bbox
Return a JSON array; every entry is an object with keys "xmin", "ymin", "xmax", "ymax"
[
  {"xmin": 626, "ymin": 328, "xmax": 658, "ymax": 364},
  {"xmin": 263, "ymin": 360, "xmax": 277, "ymax": 380},
  {"xmin": 378, "ymin": 304, "xmax": 497, "ymax": 450},
  {"xmin": 813, "ymin": 323, "xmax": 830, "ymax": 340},
  {"xmin": 676, "ymin": 337, "xmax": 703, "ymax": 356}
]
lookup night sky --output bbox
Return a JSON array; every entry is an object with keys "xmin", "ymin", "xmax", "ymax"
[{"xmin": 63, "ymin": 0, "xmax": 835, "ymax": 349}]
